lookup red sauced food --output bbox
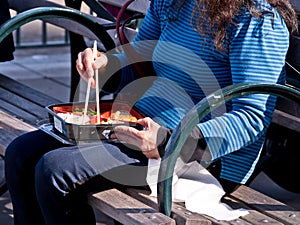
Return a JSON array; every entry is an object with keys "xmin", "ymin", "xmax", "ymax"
[{"xmin": 56, "ymin": 108, "xmax": 138, "ymax": 125}]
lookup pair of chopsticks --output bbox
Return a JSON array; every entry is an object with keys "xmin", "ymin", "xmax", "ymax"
[{"xmin": 82, "ymin": 40, "xmax": 100, "ymax": 124}]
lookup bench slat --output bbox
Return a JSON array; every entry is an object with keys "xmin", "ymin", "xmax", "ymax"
[
  {"xmin": 126, "ymin": 187, "xmax": 283, "ymax": 225},
  {"xmin": 0, "ymin": 74, "xmax": 61, "ymax": 107},
  {"xmin": 0, "ymin": 73, "xmax": 61, "ymax": 126},
  {"xmin": 0, "ymin": 99, "xmax": 42, "ymax": 126},
  {"xmin": 223, "ymin": 197, "xmax": 284, "ymax": 225},
  {"xmin": 125, "ymin": 188, "xmax": 215, "ymax": 225},
  {"xmin": 88, "ymin": 188, "xmax": 175, "ymax": 225},
  {"xmin": 0, "ymin": 111, "xmax": 36, "ymax": 135},
  {"xmin": 0, "ymin": 89, "xmax": 48, "ymax": 119},
  {"xmin": 272, "ymin": 109, "xmax": 300, "ymax": 133},
  {"xmin": 0, "ymin": 129, "xmax": 16, "ymax": 156},
  {"xmin": 230, "ymin": 185, "xmax": 300, "ymax": 225},
  {"xmin": 0, "ymin": 110, "xmax": 36, "ymax": 155}
]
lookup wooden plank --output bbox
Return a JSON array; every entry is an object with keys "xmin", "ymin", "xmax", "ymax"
[
  {"xmin": 0, "ymin": 111, "xmax": 36, "ymax": 135},
  {"xmin": 0, "ymin": 74, "xmax": 61, "ymax": 107},
  {"xmin": 88, "ymin": 188, "xmax": 175, "ymax": 225},
  {"xmin": 0, "ymin": 89, "xmax": 49, "ymax": 119},
  {"xmin": 223, "ymin": 196, "xmax": 283, "ymax": 225},
  {"xmin": 126, "ymin": 188, "xmax": 286, "ymax": 225},
  {"xmin": 125, "ymin": 188, "xmax": 215, "ymax": 225},
  {"xmin": 276, "ymin": 97, "xmax": 300, "ymax": 118},
  {"xmin": 0, "ymin": 99, "xmax": 41, "ymax": 127},
  {"xmin": 272, "ymin": 109, "xmax": 300, "ymax": 133},
  {"xmin": 230, "ymin": 185, "xmax": 300, "ymax": 225},
  {"xmin": 0, "ymin": 73, "xmax": 61, "ymax": 126},
  {"xmin": 0, "ymin": 110, "xmax": 36, "ymax": 156},
  {"xmin": 0, "ymin": 129, "xmax": 16, "ymax": 157}
]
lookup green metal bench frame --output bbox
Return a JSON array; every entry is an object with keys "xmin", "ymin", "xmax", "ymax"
[
  {"xmin": 157, "ymin": 83, "xmax": 300, "ymax": 216},
  {"xmin": 0, "ymin": 6, "xmax": 116, "ymax": 51}
]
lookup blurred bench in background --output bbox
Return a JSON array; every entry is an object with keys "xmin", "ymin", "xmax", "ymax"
[{"xmin": 8, "ymin": 0, "xmax": 149, "ymax": 101}]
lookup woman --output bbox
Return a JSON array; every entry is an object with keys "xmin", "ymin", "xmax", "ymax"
[{"xmin": 5, "ymin": 0, "xmax": 298, "ymax": 224}]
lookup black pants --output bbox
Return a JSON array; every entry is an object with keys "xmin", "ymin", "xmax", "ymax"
[{"xmin": 0, "ymin": 0, "xmax": 15, "ymax": 62}]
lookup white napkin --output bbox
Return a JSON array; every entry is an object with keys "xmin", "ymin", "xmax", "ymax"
[{"xmin": 146, "ymin": 158, "xmax": 249, "ymax": 221}]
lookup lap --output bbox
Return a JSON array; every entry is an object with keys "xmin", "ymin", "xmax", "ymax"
[
  {"xmin": 39, "ymin": 141, "xmax": 149, "ymax": 188},
  {"xmin": 5, "ymin": 129, "xmax": 68, "ymax": 165},
  {"xmin": 6, "ymin": 129, "xmax": 149, "ymax": 188}
]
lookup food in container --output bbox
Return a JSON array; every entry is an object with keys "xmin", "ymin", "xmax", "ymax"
[{"xmin": 46, "ymin": 100, "xmax": 144, "ymax": 141}]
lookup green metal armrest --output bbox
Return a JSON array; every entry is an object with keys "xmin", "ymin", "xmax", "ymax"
[
  {"xmin": 157, "ymin": 83, "xmax": 300, "ymax": 216},
  {"xmin": 0, "ymin": 6, "xmax": 116, "ymax": 51}
]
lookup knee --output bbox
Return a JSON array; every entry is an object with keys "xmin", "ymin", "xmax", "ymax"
[{"xmin": 35, "ymin": 151, "xmax": 70, "ymax": 195}]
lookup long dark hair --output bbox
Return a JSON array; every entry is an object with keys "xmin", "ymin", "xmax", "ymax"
[{"xmin": 189, "ymin": 0, "xmax": 298, "ymax": 51}]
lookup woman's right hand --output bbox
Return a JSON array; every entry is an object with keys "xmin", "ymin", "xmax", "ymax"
[{"xmin": 76, "ymin": 48, "xmax": 108, "ymax": 88}]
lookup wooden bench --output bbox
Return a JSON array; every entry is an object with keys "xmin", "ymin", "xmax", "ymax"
[
  {"xmin": 1, "ymin": 71, "xmax": 300, "ymax": 224},
  {"xmin": 89, "ymin": 169, "xmax": 300, "ymax": 225},
  {"xmin": 124, "ymin": 185, "xmax": 300, "ymax": 225},
  {"xmin": 0, "ymin": 73, "xmax": 61, "ymax": 196},
  {"xmin": 0, "ymin": 74, "xmax": 61, "ymax": 156}
]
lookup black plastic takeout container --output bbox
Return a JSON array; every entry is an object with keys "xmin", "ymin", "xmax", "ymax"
[{"xmin": 45, "ymin": 100, "xmax": 144, "ymax": 142}]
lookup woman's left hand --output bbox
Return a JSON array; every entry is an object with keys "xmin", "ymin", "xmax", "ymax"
[{"xmin": 111, "ymin": 117, "xmax": 162, "ymax": 159}]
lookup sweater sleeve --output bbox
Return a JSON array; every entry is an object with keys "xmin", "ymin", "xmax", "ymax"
[{"xmin": 198, "ymin": 6, "xmax": 290, "ymax": 161}]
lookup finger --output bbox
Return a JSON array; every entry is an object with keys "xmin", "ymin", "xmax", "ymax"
[
  {"xmin": 114, "ymin": 131, "xmax": 141, "ymax": 147},
  {"xmin": 114, "ymin": 125, "xmax": 140, "ymax": 135},
  {"xmin": 76, "ymin": 52, "xmax": 83, "ymax": 71},
  {"xmin": 79, "ymin": 70, "xmax": 96, "ymax": 86},
  {"xmin": 85, "ymin": 62, "xmax": 94, "ymax": 79},
  {"xmin": 94, "ymin": 53, "xmax": 108, "ymax": 69},
  {"xmin": 137, "ymin": 117, "xmax": 154, "ymax": 127},
  {"xmin": 89, "ymin": 78, "xmax": 96, "ymax": 89},
  {"xmin": 81, "ymin": 49, "xmax": 94, "ymax": 78},
  {"xmin": 113, "ymin": 126, "xmax": 142, "ymax": 145}
]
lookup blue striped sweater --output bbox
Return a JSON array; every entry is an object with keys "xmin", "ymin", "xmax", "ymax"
[{"xmin": 112, "ymin": 0, "xmax": 290, "ymax": 184}]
